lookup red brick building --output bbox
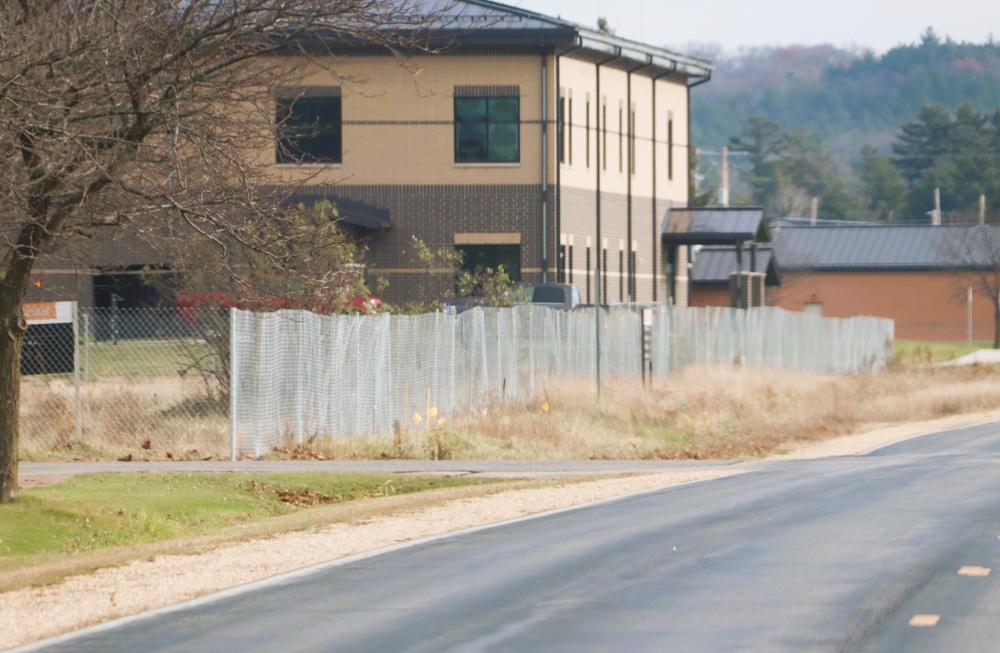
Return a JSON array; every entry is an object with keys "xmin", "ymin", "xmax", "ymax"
[{"xmin": 691, "ymin": 223, "xmax": 999, "ymax": 342}]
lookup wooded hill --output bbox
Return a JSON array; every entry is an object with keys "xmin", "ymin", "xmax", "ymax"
[
  {"xmin": 685, "ymin": 30, "xmax": 1000, "ymax": 222},
  {"xmin": 691, "ymin": 30, "xmax": 1000, "ymax": 155}
]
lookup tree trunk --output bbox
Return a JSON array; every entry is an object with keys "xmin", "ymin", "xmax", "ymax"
[{"xmin": 0, "ymin": 300, "xmax": 26, "ymax": 503}]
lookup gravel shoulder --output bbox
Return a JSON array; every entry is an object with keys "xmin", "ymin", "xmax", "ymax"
[{"xmin": 4, "ymin": 409, "xmax": 1000, "ymax": 651}]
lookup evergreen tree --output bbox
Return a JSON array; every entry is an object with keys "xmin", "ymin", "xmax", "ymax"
[
  {"xmin": 728, "ymin": 118, "xmax": 857, "ymax": 219},
  {"xmin": 729, "ymin": 116, "xmax": 785, "ymax": 207},
  {"xmin": 688, "ymin": 147, "xmax": 717, "ymax": 207},
  {"xmin": 892, "ymin": 103, "xmax": 1000, "ymax": 221},
  {"xmin": 855, "ymin": 145, "xmax": 908, "ymax": 221},
  {"xmin": 892, "ymin": 104, "xmax": 953, "ymax": 183},
  {"xmin": 780, "ymin": 129, "xmax": 858, "ymax": 220}
]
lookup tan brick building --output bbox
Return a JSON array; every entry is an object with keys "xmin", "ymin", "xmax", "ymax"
[{"xmin": 24, "ymin": 0, "xmax": 712, "ymax": 310}]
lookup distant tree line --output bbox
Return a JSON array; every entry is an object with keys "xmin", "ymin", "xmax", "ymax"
[
  {"xmin": 692, "ymin": 30, "xmax": 1000, "ymax": 162},
  {"xmin": 719, "ymin": 102, "xmax": 1000, "ymax": 223},
  {"xmin": 689, "ymin": 30, "xmax": 1000, "ymax": 222}
]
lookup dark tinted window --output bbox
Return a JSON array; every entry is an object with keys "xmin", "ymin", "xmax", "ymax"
[
  {"xmin": 456, "ymin": 244, "xmax": 521, "ymax": 286},
  {"xmin": 455, "ymin": 97, "xmax": 519, "ymax": 163},
  {"xmin": 276, "ymin": 96, "xmax": 342, "ymax": 164},
  {"xmin": 532, "ymin": 287, "xmax": 565, "ymax": 303}
]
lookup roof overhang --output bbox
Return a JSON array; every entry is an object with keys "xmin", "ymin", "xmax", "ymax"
[
  {"xmin": 264, "ymin": 186, "xmax": 392, "ymax": 233},
  {"xmin": 293, "ymin": 0, "xmax": 713, "ymax": 82},
  {"xmin": 662, "ymin": 207, "xmax": 770, "ymax": 246}
]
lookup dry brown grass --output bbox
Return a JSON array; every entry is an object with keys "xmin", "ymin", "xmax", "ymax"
[
  {"xmin": 22, "ymin": 364, "xmax": 1000, "ymax": 463},
  {"xmin": 19, "ymin": 376, "xmax": 229, "ymax": 462},
  {"xmin": 270, "ymin": 363, "xmax": 1000, "ymax": 461}
]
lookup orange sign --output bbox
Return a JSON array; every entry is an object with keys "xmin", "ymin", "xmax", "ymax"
[{"xmin": 23, "ymin": 302, "xmax": 57, "ymax": 322}]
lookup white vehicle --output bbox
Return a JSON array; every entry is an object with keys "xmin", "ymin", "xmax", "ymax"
[{"xmin": 530, "ymin": 283, "xmax": 583, "ymax": 310}]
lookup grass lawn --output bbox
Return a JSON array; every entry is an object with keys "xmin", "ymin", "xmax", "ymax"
[
  {"xmin": 894, "ymin": 339, "xmax": 994, "ymax": 365},
  {"xmin": 82, "ymin": 340, "xmax": 212, "ymax": 379},
  {"xmin": 0, "ymin": 472, "xmax": 511, "ymax": 589}
]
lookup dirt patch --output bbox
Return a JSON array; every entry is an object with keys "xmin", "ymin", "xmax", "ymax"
[{"xmin": 17, "ymin": 475, "xmax": 72, "ymax": 490}]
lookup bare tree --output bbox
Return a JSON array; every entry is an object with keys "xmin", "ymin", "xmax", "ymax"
[
  {"xmin": 0, "ymin": 0, "xmax": 453, "ymax": 502},
  {"xmin": 942, "ymin": 226, "xmax": 1000, "ymax": 348}
]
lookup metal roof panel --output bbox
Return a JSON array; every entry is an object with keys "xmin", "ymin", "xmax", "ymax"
[
  {"xmin": 690, "ymin": 246, "xmax": 781, "ymax": 285},
  {"xmin": 771, "ymin": 224, "xmax": 997, "ymax": 269}
]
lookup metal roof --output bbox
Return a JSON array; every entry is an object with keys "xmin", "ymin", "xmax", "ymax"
[
  {"xmin": 771, "ymin": 224, "xmax": 996, "ymax": 270},
  {"xmin": 690, "ymin": 246, "xmax": 781, "ymax": 286},
  {"xmin": 662, "ymin": 207, "xmax": 770, "ymax": 246},
  {"xmin": 336, "ymin": 0, "xmax": 713, "ymax": 80}
]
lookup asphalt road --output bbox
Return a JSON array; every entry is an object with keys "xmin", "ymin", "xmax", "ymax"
[{"xmin": 16, "ymin": 423, "xmax": 1000, "ymax": 652}]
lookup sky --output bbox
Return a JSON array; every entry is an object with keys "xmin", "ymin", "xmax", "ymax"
[{"xmin": 522, "ymin": 0, "xmax": 999, "ymax": 55}]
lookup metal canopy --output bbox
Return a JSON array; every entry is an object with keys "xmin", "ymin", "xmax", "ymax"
[
  {"xmin": 269, "ymin": 187, "xmax": 392, "ymax": 232},
  {"xmin": 662, "ymin": 207, "xmax": 770, "ymax": 246}
]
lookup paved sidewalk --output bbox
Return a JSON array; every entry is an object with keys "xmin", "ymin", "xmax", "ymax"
[
  {"xmin": 936, "ymin": 348, "xmax": 1000, "ymax": 366},
  {"xmin": 20, "ymin": 459, "xmax": 746, "ymax": 481}
]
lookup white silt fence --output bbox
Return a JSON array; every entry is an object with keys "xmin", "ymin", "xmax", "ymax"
[
  {"xmin": 230, "ymin": 305, "xmax": 894, "ymax": 458},
  {"xmin": 647, "ymin": 306, "xmax": 894, "ymax": 376}
]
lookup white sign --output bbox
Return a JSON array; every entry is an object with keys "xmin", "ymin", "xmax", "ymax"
[{"xmin": 23, "ymin": 301, "xmax": 74, "ymax": 324}]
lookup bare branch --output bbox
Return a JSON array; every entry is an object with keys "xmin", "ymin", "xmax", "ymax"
[{"xmin": 0, "ymin": 0, "xmax": 466, "ymax": 502}]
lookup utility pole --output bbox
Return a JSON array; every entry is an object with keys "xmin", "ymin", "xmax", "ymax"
[
  {"xmin": 594, "ymin": 263, "xmax": 602, "ymax": 400},
  {"xmin": 718, "ymin": 146, "xmax": 729, "ymax": 207},
  {"xmin": 968, "ymin": 286, "xmax": 973, "ymax": 345},
  {"xmin": 933, "ymin": 187, "xmax": 941, "ymax": 225},
  {"xmin": 980, "ymin": 194, "xmax": 986, "ymax": 226}
]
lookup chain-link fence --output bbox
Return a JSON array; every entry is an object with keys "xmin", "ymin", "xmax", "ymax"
[
  {"xmin": 230, "ymin": 305, "xmax": 894, "ymax": 457},
  {"xmin": 650, "ymin": 306, "xmax": 894, "ymax": 375},
  {"xmin": 19, "ymin": 306, "xmax": 231, "ymax": 461},
  {"xmin": 18, "ymin": 304, "xmax": 893, "ymax": 460}
]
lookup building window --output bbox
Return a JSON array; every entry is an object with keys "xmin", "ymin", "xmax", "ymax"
[
  {"xmin": 585, "ymin": 100, "xmax": 591, "ymax": 168},
  {"xmin": 618, "ymin": 243, "xmax": 624, "ymax": 302},
  {"xmin": 629, "ymin": 242, "xmax": 637, "ymax": 300},
  {"xmin": 275, "ymin": 90, "xmax": 342, "ymax": 164},
  {"xmin": 456, "ymin": 244, "xmax": 521, "ymax": 284},
  {"xmin": 602, "ymin": 243, "xmax": 608, "ymax": 304},
  {"xmin": 558, "ymin": 92, "xmax": 566, "ymax": 165},
  {"xmin": 454, "ymin": 96, "xmax": 520, "ymax": 163},
  {"xmin": 568, "ymin": 97, "xmax": 574, "ymax": 165},
  {"xmin": 585, "ymin": 245, "xmax": 592, "ymax": 304},
  {"xmin": 667, "ymin": 112, "xmax": 674, "ymax": 181},
  {"xmin": 93, "ymin": 265, "xmax": 168, "ymax": 311},
  {"xmin": 630, "ymin": 105, "xmax": 637, "ymax": 175},
  {"xmin": 602, "ymin": 100, "xmax": 607, "ymax": 171},
  {"xmin": 618, "ymin": 105, "xmax": 623, "ymax": 174}
]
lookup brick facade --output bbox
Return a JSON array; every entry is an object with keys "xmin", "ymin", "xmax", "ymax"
[
  {"xmin": 772, "ymin": 271, "xmax": 995, "ymax": 342},
  {"xmin": 25, "ymin": 231, "xmax": 167, "ymax": 308},
  {"xmin": 693, "ymin": 270, "xmax": 995, "ymax": 342},
  {"xmin": 324, "ymin": 183, "xmax": 551, "ymax": 304},
  {"xmin": 558, "ymin": 185, "xmax": 673, "ymax": 304},
  {"xmin": 19, "ymin": 14, "xmax": 706, "ymax": 312}
]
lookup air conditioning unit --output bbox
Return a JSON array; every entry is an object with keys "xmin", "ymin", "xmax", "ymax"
[{"xmin": 729, "ymin": 271, "xmax": 766, "ymax": 308}]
